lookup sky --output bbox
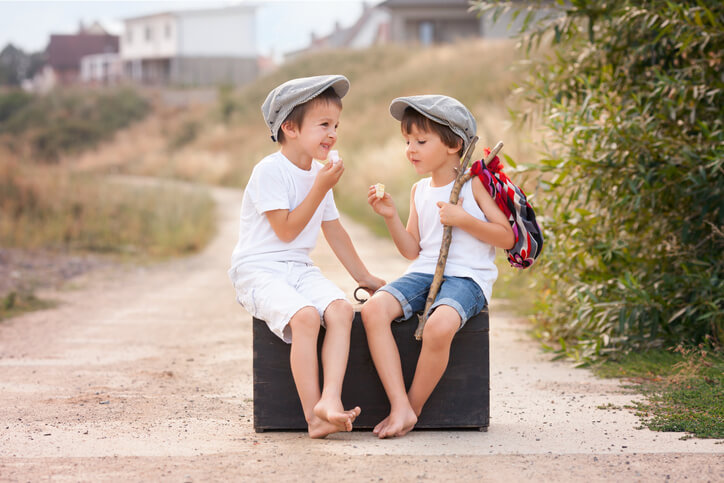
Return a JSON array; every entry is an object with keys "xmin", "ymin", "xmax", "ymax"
[{"xmin": 0, "ymin": 0, "xmax": 383, "ymax": 60}]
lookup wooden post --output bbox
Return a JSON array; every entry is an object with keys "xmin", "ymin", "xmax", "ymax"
[{"xmin": 414, "ymin": 139, "xmax": 504, "ymax": 340}]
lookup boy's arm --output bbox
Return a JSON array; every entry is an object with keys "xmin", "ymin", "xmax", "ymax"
[
  {"xmin": 436, "ymin": 177, "xmax": 515, "ymax": 249},
  {"xmin": 266, "ymin": 162, "xmax": 343, "ymax": 243},
  {"xmin": 367, "ymin": 184, "xmax": 421, "ymax": 260},
  {"xmin": 321, "ymin": 219, "xmax": 385, "ymax": 293}
]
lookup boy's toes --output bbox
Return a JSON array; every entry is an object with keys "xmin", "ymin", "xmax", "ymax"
[
  {"xmin": 373, "ymin": 416, "xmax": 389, "ymax": 436},
  {"xmin": 346, "ymin": 406, "xmax": 361, "ymax": 422}
]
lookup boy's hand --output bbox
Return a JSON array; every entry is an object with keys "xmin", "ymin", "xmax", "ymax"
[
  {"xmin": 368, "ymin": 185, "xmax": 396, "ymax": 219},
  {"xmin": 437, "ymin": 198, "xmax": 467, "ymax": 227},
  {"xmin": 357, "ymin": 274, "xmax": 386, "ymax": 296},
  {"xmin": 315, "ymin": 158, "xmax": 344, "ymax": 192}
]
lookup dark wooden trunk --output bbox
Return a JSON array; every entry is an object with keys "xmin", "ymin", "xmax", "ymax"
[{"xmin": 252, "ymin": 310, "xmax": 489, "ymax": 432}]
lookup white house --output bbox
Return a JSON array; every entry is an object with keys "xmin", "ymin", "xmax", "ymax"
[
  {"xmin": 80, "ymin": 52, "xmax": 122, "ymax": 85},
  {"xmin": 121, "ymin": 5, "xmax": 258, "ymax": 86}
]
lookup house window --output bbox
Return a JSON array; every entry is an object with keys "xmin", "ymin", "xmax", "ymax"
[
  {"xmin": 419, "ymin": 21, "xmax": 434, "ymax": 45},
  {"xmin": 165, "ymin": 23, "xmax": 172, "ymax": 39},
  {"xmin": 145, "ymin": 25, "xmax": 152, "ymax": 41},
  {"xmin": 126, "ymin": 29, "xmax": 133, "ymax": 44}
]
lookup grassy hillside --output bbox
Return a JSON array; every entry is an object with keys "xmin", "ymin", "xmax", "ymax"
[
  {"xmin": 0, "ymin": 88, "xmax": 149, "ymax": 162},
  {"xmin": 0, "ymin": 87, "xmax": 216, "ymax": 260}
]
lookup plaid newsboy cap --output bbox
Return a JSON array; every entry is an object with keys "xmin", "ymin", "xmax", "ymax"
[
  {"xmin": 389, "ymin": 95, "xmax": 477, "ymax": 150},
  {"xmin": 261, "ymin": 74, "xmax": 350, "ymax": 142}
]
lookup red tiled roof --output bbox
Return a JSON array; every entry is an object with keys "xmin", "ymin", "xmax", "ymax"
[{"xmin": 47, "ymin": 34, "xmax": 119, "ymax": 70}]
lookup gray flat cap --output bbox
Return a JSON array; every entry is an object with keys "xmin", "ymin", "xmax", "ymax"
[
  {"xmin": 389, "ymin": 95, "xmax": 477, "ymax": 150},
  {"xmin": 262, "ymin": 74, "xmax": 350, "ymax": 142}
]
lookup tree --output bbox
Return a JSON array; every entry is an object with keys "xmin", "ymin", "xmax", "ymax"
[
  {"xmin": 0, "ymin": 44, "xmax": 29, "ymax": 85},
  {"xmin": 0, "ymin": 44, "xmax": 46, "ymax": 86},
  {"xmin": 472, "ymin": 0, "xmax": 724, "ymax": 358}
]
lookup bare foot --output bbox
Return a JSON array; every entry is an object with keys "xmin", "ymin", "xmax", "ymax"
[
  {"xmin": 376, "ymin": 406, "xmax": 418, "ymax": 439},
  {"xmin": 313, "ymin": 398, "xmax": 361, "ymax": 431},
  {"xmin": 307, "ymin": 415, "xmax": 346, "ymax": 439},
  {"xmin": 372, "ymin": 415, "xmax": 390, "ymax": 436}
]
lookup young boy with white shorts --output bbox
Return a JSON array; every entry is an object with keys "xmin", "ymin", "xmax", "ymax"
[{"xmin": 229, "ymin": 75, "xmax": 384, "ymax": 438}]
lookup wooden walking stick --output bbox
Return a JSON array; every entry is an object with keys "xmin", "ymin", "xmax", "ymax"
[{"xmin": 414, "ymin": 139, "xmax": 504, "ymax": 340}]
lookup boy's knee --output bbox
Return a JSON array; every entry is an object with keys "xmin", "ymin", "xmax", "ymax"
[
  {"xmin": 422, "ymin": 309, "xmax": 459, "ymax": 346},
  {"xmin": 289, "ymin": 306, "xmax": 321, "ymax": 335},
  {"xmin": 361, "ymin": 295, "xmax": 393, "ymax": 329},
  {"xmin": 324, "ymin": 299, "xmax": 353, "ymax": 328},
  {"xmin": 326, "ymin": 298, "xmax": 353, "ymax": 319}
]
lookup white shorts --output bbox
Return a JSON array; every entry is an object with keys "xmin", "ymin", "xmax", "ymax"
[{"xmin": 231, "ymin": 261, "xmax": 348, "ymax": 343}]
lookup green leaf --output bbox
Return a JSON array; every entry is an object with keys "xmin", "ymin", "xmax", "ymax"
[
  {"xmin": 693, "ymin": 10, "xmax": 703, "ymax": 27},
  {"xmin": 668, "ymin": 307, "xmax": 689, "ymax": 323},
  {"xmin": 503, "ymin": 153, "xmax": 518, "ymax": 168}
]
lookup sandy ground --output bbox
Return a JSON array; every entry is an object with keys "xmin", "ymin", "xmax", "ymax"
[{"xmin": 0, "ymin": 186, "xmax": 722, "ymax": 482}]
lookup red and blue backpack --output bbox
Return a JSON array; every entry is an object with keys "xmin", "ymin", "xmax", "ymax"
[{"xmin": 470, "ymin": 148, "xmax": 543, "ymax": 268}]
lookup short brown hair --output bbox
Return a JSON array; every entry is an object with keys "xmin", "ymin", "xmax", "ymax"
[
  {"xmin": 400, "ymin": 107, "xmax": 463, "ymax": 156},
  {"xmin": 277, "ymin": 87, "xmax": 343, "ymax": 144}
]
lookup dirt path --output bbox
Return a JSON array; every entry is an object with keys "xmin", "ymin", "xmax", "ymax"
[{"xmin": 0, "ymin": 186, "xmax": 722, "ymax": 482}]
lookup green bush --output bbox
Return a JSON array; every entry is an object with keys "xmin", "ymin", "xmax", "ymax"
[
  {"xmin": 0, "ymin": 90, "xmax": 32, "ymax": 123},
  {"xmin": 473, "ymin": 1, "xmax": 724, "ymax": 358},
  {"xmin": 217, "ymin": 84, "xmax": 236, "ymax": 124},
  {"xmin": 0, "ymin": 87, "xmax": 150, "ymax": 161}
]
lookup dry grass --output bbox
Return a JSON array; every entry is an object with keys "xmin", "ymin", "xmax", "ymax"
[
  {"xmin": 70, "ymin": 115, "xmax": 167, "ymax": 173},
  {"xmin": 0, "ymin": 159, "xmax": 215, "ymax": 260}
]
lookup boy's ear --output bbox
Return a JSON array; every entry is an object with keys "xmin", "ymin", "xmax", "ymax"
[
  {"xmin": 280, "ymin": 120, "xmax": 299, "ymax": 139},
  {"xmin": 447, "ymin": 139, "xmax": 463, "ymax": 155}
]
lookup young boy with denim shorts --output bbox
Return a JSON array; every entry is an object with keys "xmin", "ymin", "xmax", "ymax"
[
  {"xmin": 362, "ymin": 95, "xmax": 515, "ymax": 438},
  {"xmin": 229, "ymin": 75, "xmax": 385, "ymax": 438}
]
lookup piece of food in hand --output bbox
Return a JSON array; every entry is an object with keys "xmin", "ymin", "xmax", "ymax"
[
  {"xmin": 374, "ymin": 183, "xmax": 385, "ymax": 199},
  {"xmin": 328, "ymin": 150, "xmax": 340, "ymax": 164}
]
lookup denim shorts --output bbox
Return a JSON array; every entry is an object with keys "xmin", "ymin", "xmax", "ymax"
[{"xmin": 379, "ymin": 272, "xmax": 487, "ymax": 327}]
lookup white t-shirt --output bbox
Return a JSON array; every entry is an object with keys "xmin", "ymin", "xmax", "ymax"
[
  {"xmin": 229, "ymin": 151, "xmax": 339, "ymax": 275},
  {"xmin": 406, "ymin": 177, "xmax": 498, "ymax": 303}
]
